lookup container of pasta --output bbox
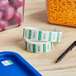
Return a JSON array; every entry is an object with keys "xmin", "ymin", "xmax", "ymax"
[{"xmin": 46, "ymin": 0, "xmax": 76, "ymax": 27}]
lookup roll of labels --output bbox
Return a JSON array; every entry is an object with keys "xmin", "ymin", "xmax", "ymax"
[{"xmin": 23, "ymin": 27, "xmax": 63, "ymax": 53}]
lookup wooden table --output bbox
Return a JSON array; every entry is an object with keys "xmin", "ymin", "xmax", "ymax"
[{"xmin": 0, "ymin": 0, "xmax": 76, "ymax": 76}]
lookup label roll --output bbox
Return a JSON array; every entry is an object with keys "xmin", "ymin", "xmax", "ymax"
[
  {"xmin": 25, "ymin": 39, "xmax": 53, "ymax": 53},
  {"xmin": 23, "ymin": 27, "xmax": 63, "ymax": 42},
  {"xmin": 23, "ymin": 27, "xmax": 63, "ymax": 53}
]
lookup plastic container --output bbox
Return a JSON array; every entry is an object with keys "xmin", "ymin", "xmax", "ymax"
[
  {"xmin": 46, "ymin": 0, "xmax": 76, "ymax": 27},
  {"xmin": 0, "ymin": 51, "xmax": 42, "ymax": 76},
  {"xmin": 0, "ymin": 0, "xmax": 24, "ymax": 31}
]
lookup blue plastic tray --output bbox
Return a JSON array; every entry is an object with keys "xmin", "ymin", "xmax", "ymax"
[{"xmin": 0, "ymin": 52, "xmax": 42, "ymax": 76}]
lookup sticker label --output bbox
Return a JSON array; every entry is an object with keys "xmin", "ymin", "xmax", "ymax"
[{"xmin": 1, "ymin": 60, "xmax": 13, "ymax": 66}]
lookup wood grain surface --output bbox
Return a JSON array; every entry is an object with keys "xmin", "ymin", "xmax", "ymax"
[{"xmin": 0, "ymin": 0, "xmax": 76, "ymax": 76}]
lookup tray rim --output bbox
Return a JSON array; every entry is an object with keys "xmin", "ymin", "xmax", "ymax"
[{"xmin": 0, "ymin": 51, "xmax": 42, "ymax": 76}]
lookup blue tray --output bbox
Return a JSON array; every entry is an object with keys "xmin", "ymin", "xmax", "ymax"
[{"xmin": 0, "ymin": 52, "xmax": 42, "ymax": 76}]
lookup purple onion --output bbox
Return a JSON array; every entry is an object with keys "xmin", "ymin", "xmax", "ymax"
[
  {"xmin": 0, "ymin": 0, "xmax": 9, "ymax": 8},
  {"xmin": 0, "ymin": 20, "xmax": 8, "ymax": 31},
  {"xmin": 9, "ymin": 0, "xmax": 24, "ymax": 9},
  {"xmin": 9, "ymin": 11, "xmax": 22, "ymax": 26},
  {"xmin": 0, "ymin": 11, "xmax": 3, "ymax": 19},
  {"xmin": 3, "ymin": 5, "xmax": 15, "ymax": 20}
]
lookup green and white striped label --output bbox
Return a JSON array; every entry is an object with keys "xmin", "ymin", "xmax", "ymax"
[
  {"xmin": 1, "ymin": 60, "xmax": 13, "ymax": 66},
  {"xmin": 23, "ymin": 27, "xmax": 63, "ymax": 53},
  {"xmin": 25, "ymin": 39, "xmax": 53, "ymax": 53},
  {"xmin": 23, "ymin": 27, "xmax": 63, "ymax": 42}
]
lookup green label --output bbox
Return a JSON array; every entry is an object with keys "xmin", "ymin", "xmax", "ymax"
[
  {"xmin": 33, "ymin": 44, "xmax": 36, "ymax": 53},
  {"xmin": 25, "ymin": 42, "xmax": 27, "ymax": 50},
  {"xmin": 48, "ymin": 32, "xmax": 52, "ymax": 41},
  {"xmin": 28, "ymin": 30, "xmax": 32, "ymax": 39},
  {"xmin": 38, "ymin": 31, "xmax": 42, "ymax": 41},
  {"xmin": 43, "ymin": 44, "xmax": 46, "ymax": 53},
  {"xmin": 57, "ymin": 32, "xmax": 60, "ymax": 42},
  {"xmin": 8, "ymin": 60, "xmax": 13, "ymax": 64},
  {"xmin": 1, "ymin": 60, "xmax": 13, "ymax": 66}
]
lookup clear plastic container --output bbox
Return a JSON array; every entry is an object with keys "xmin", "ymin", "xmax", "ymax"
[
  {"xmin": 46, "ymin": 0, "xmax": 76, "ymax": 27},
  {"xmin": 0, "ymin": 0, "xmax": 24, "ymax": 31}
]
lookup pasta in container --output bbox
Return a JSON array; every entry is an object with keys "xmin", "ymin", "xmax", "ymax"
[{"xmin": 46, "ymin": 0, "xmax": 76, "ymax": 27}]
